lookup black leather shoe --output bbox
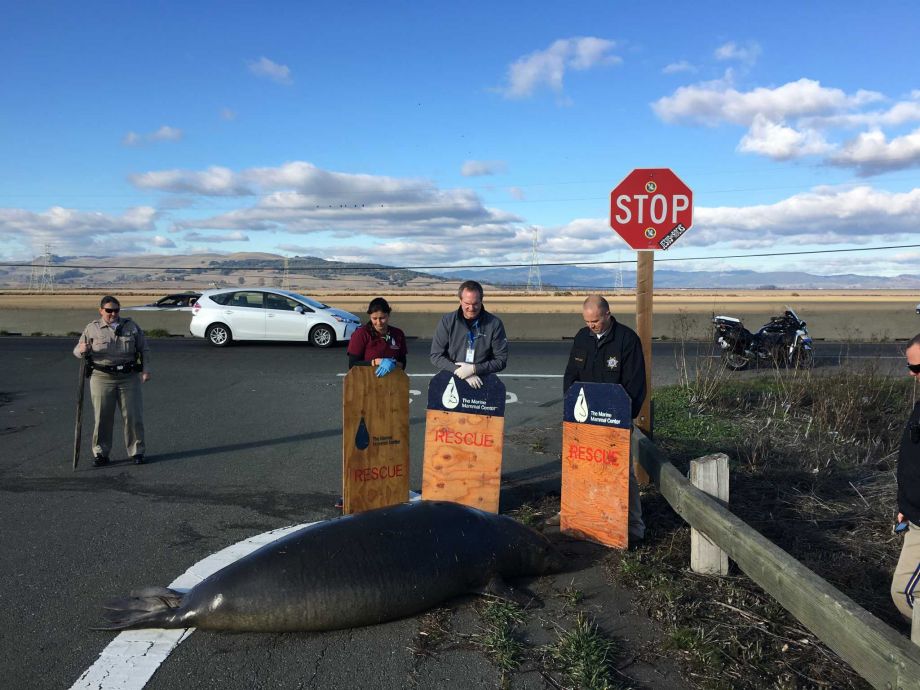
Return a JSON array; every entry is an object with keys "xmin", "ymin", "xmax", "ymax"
[
  {"xmin": 93, "ymin": 455, "xmax": 109, "ymax": 467},
  {"xmin": 133, "ymin": 455, "xmax": 145, "ymax": 465}
]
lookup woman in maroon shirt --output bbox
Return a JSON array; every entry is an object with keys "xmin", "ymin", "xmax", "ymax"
[{"xmin": 346, "ymin": 297, "xmax": 407, "ymax": 376}]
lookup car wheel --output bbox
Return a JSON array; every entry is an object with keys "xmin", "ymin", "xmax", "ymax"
[
  {"xmin": 310, "ymin": 325, "xmax": 335, "ymax": 348},
  {"xmin": 206, "ymin": 323, "xmax": 232, "ymax": 347}
]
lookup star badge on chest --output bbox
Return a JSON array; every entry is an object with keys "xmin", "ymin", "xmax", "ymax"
[{"xmin": 607, "ymin": 356, "xmax": 619, "ymax": 369}]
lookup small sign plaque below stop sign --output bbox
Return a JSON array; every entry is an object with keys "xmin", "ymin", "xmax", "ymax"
[{"xmin": 609, "ymin": 168, "xmax": 693, "ymax": 250}]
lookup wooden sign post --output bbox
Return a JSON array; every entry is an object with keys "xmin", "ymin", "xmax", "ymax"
[
  {"xmin": 342, "ymin": 366, "xmax": 410, "ymax": 514},
  {"xmin": 422, "ymin": 371, "xmax": 505, "ymax": 513},
  {"xmin": 561, "ymin": 382, "xmax": 633, "ymax": 549},
  {"xmin": 610, "ymin": 169, "xmax": 694, "ymax": 484}
]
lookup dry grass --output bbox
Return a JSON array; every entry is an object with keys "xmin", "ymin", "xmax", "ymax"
[{"xmin": 609, "ymin": 354, "xmax": 917, "ymax": 689}]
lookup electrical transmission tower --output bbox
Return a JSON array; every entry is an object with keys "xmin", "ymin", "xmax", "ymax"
[
  {"xmin": 614, "ymin": 251, "xmax": 624, "ymax": 292},
  {"xmin": 34, "ymin": 244, "xmax": 55, "ymax": 293},
  {"xmin": 526, "ymin": 228, "xmax": 543, "ymax": 293},
  {"xmin": 280, "ymin": 257, "xmax": 292, "ymax": 290}
]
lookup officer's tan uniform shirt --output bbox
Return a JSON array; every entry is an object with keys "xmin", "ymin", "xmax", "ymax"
[{"xmin": 73, "ymin": 318, "xmax": 150, "ymax": 371}]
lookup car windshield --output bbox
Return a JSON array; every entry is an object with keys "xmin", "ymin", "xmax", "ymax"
[{"xmin": 287, "ymin": 292, "xmax": 328, "ymax": 310}]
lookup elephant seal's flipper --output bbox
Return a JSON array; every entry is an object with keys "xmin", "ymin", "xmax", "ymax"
[
  {"xmin": 103, "ymin": 587, "xmax": 183, "ymax": 611},
  {"xmin": 94, "ymin": 589, "xmax": 187, "ymax": 630},
  {"xmin": 477, "ymin": 574, "xmax": 542, "ymax": 608}
]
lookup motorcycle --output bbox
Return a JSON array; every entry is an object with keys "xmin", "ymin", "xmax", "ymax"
[{"xmin": 712, "ymin": 307, "xmax": 814, "ymax": 371}]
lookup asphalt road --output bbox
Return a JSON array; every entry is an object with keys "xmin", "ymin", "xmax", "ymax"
[{"xmin": 0, "ymin": 336, "xmax": 905, "ymax": 689}]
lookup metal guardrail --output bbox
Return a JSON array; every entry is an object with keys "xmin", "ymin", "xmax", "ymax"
[{"xmin": 633, "ymin": 429, "xmax": 920, "ymax": 690}]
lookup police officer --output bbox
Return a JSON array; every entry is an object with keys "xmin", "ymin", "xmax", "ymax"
[
  {"xmin": 430, "ymin": 280, "xmax": 508, "ymax": 389},
  {"xmin": 891, "ymin": 332, "xmax": 920, "ymax": 619},
  {"xmin": 561, "ymin": 294, "xmax": 647, "ymax": 541},
  {"xmin": 73, "ymin": 296, "xmax": 151, "ymax": 466}
]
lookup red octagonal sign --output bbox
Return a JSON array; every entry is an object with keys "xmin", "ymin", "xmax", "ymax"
[{"xmin": 610, "ymin": 168, "xmax": 693, "ymax": 250}]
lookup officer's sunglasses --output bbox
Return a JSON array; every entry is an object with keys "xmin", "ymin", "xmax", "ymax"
[
  {"xmin": 103, "ymin": 307, "xmax": 120, "ymax": 314},
  {"xmin": 908, "ymin": 362, "xmax": 920, "ymax": 374}
]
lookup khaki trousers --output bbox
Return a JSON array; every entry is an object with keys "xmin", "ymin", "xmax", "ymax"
[
  {"xmin": 891, "ymin": 521, "xmax": 920, "ymax": 619},
  {"xmin": 90, "ymin": 371, "xmax": 145, "ymax": 458},
  {"xmin": 628, "ymin": 466, "xmax": 645, "ymax": 540}
]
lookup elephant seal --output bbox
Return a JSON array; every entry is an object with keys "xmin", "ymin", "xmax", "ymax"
[{"xmin": 99, "ymin": 500, "xmax": 565, "ymax": 632}]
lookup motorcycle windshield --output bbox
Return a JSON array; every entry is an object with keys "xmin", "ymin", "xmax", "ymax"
[{"xmin": 784, "ymin": 306, "xmax": 804, "ymax": 325}]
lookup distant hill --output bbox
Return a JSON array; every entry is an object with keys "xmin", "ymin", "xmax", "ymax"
[
  {"xmin": 0, "ymin": 252, "xmax": 453, "ymax": 291},
  {"xmin": 3, "ymin": 252, "xmax": 917, "ymax": 291},
  {"xmin": 437, "ymin": 266, "xmax": 920, "ymax": 290}
]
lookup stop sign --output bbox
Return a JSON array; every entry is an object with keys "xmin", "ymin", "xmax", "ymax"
[{"xmin": 610, "ymin": 168, "xmax": 693, "ymax": 250}]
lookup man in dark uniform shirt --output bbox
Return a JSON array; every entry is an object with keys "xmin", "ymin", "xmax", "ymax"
[
  {"xmin": 560, "ymin": 295, "xmax": 647, "ymax": 541},
  {"xmin": 891, "ymin": 332, "xmax": 920, "ymax": 619}
]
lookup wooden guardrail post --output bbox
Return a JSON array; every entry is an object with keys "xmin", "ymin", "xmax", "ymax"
[{"xmin": 689, "ymin": 453, "xmax": 729, "ymax": 575}]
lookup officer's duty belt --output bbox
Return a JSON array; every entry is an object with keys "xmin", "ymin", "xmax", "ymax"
[{"xmin": 90, "ymin": 362, "xmax": 139, "ymax": 374}]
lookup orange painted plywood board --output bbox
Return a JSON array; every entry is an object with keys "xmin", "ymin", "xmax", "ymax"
[
  {"xmin": 342, "ymin": 367, "xmax": 410, "ymax": 514},
  {"xmin": 422, "ymin": 410, "xmax": 504, "ymax": 513},
  {"xmin": 560, "ymin": 421, "xmax": 631, "ymax": 549}
]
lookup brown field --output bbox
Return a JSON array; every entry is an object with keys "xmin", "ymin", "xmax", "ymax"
[{"xmin": 1, "ymin": 289, "xmax": 917, "ymax": 313}]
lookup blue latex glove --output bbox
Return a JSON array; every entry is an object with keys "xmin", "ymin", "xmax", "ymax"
[{"xmin": 375, "ymin": 358, "xmax": 397, "ymax": 377}]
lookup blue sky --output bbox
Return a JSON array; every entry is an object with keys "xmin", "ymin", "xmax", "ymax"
[{"xmin": 2, "ymin": 1, "xmax": 920, "ymax": 277}]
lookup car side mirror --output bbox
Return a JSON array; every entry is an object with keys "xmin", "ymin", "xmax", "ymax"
[{"xmin": 294, "ymin": 306, "xmax": 305, "ymax": 314}]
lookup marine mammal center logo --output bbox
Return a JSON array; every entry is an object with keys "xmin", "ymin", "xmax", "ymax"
[
  {"xmin": 607, "ymin": 356, "xmax": 619, "ymax": 370},
  {"xmin": 574, "ymin": 387, "xmax": 589, "ymax": 423},
  {"xmin": 442, "ymin": 377, "xmax": 460, "ymax": 409}
]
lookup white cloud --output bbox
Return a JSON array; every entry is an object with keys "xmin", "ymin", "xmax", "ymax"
[
  {"xmin": 130, "ymin": 166, "xmax": 253, "ymax": 196},
  {"xmin": 128, "ymin": 161, "xmax": 527, "ymax": 260},
  {"xmin": 151, "ymin": 235, "xmax": 176, "ymax": 248},
  {"xmin": 714, "ymin": 41, "xmax": 761, "ymax": 65},
  {"xmin": 248, "ymin": 56, "xmax": 292, "ymax": 85},
  {"xmin": 121, "ymin": 125, "xmax": 184, "ymax": 147},
  {"xmin": 653, "ymin": 77, "xmax": 875, "ymax": 127},
  {"xmin": 652, "ymin": 76, "xmax": 920, "ymax": 173},
  {"xmin": 737, "ymin": 114, "xmax": 832, "ymax": 159},
  {"xmin": 0, "ymin": 206, "xmax": 159, "ymax": 256},
  {"xmin": 662, "ymin": 60, "xmax": 696, "ymax": 75},
  {"xmin": 827, "ymin": 127, "xmax": 920, "ymax": 175},
  {"xmin": 461, "ymin": 160, "xmax": 507, "ymax": 177},
  {"xmin": 150, "ymin": 125, "xmax": 182, "ymax": 142},
  {"xmin": 691, "ymin": 185, "xmax": 920, "ymax": 246},
  {"xmin": 498, "ymin": 37, "xmax": 621, "ymax": 100}
]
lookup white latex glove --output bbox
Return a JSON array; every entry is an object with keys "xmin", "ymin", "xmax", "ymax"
[
  {"xmin": 466, "ymin": 374, "xmax": 483, "ymax": 389},
  {"xmin": 454, "ymin": 363, "xmax": 476, "ymax": 380}
]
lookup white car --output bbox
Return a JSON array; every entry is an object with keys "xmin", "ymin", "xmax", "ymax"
[{"xmin": 190, "ymin": 288, "xmax": 360, "ymax": 348}]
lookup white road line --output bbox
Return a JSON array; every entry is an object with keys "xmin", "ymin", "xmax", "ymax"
[{"xmin": 70, "ymin": 522, "xmax": 313, "ymax": 690}]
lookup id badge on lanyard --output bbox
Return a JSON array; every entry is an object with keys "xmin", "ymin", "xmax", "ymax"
[{"xmin": 465, "ymin": 323, "xmax": 477, "ymax": 363}]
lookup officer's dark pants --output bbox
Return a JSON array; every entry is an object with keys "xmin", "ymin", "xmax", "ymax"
[{"xmin": 90, "ymin": 371, "xmax": 144, "ymax": 458}]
